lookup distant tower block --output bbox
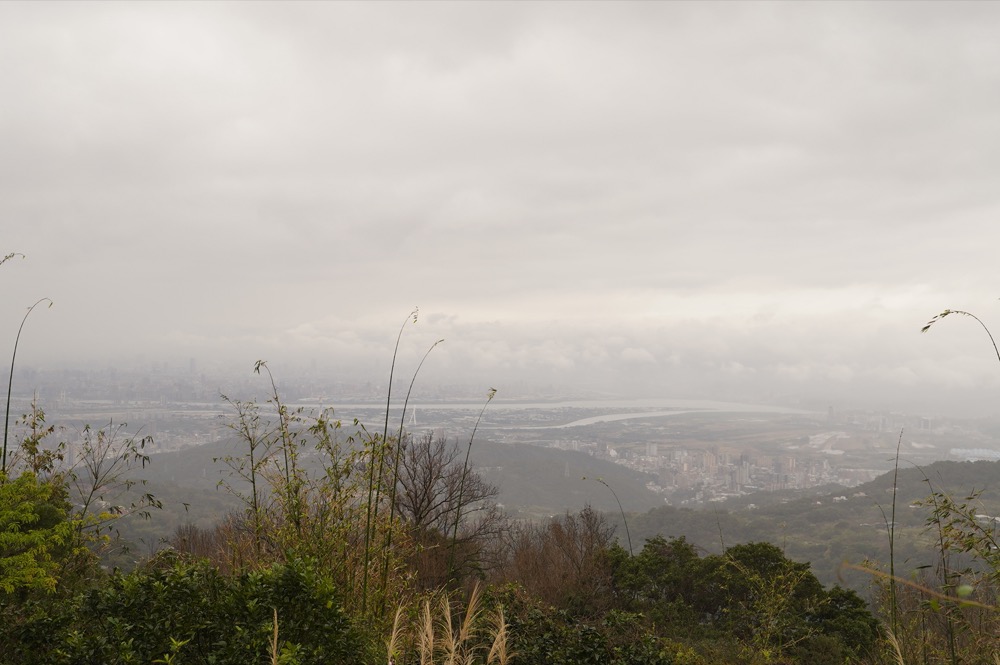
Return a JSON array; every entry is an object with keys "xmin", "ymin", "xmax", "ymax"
[
  {"xmin": 646, "ymin": 442, "xmax": 659, "ymax": 457},
  {"xmin": 564, "ymin": 461, "xmax": 570, "ymax": 478},
  {"xmin": 410, "ymin": 407, "xmax": 417, "ymax": 426}
]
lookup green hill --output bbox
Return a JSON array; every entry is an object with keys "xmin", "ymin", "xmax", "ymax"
[{"xmin": 626, "ymin": 459, "xmax": 1000, "ymax": 591}]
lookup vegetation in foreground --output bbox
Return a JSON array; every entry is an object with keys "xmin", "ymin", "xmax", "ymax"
[
  {"xmin": 3, "ymin": 258, "xmax": 1000, "ymax": 664},
  {"xmin": 7, "ymin": 364, "xmax": 996, "ymax": 665}
]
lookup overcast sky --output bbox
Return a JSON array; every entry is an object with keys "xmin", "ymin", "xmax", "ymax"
[{"xmin": 3, "ymin": 2, "xmax": 1000, "ymax": 415}]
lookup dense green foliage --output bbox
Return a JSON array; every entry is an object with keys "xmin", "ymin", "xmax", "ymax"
[
  {"xmin": 2, "ymin": 555, "xmax": 359, "ymax": 665},
  {"xmin": 0, "ymin": 471, "xmax": 72, "ymax": 594},
  {"xmin": 487, "ymin": 536, "xmax": 878, "ymax": 665}
]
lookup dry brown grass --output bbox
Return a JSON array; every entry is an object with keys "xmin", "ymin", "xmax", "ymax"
[
  {"xmin": 387, "ymin": 584, "xmax": 511, "ymax": 665},
  {"xmin": 883, "ymin": 627, "xmax": 905, "ymax": 665},
  {"xmin": 486, "ymin": 605, "xmax": 512, "ymax": 665},
  {"xmin": 386, "ymin": 605, "xmax": 404, "ymax": 665}
]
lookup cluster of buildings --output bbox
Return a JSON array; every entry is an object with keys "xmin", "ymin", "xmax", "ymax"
[{"xmin": 605, "ymin": 444, "xmax": 876, "ymax": 503}]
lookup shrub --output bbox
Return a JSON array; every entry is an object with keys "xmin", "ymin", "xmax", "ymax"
[{"xmin": 3, "ymin": 554, "xmax": 360, "ymax": 665}]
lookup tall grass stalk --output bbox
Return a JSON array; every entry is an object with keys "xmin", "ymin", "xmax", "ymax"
[
  {"xmin": 486, "ymin": 605, "xmax": 512, "ymax": 665},
  {"xmin": 438, "ymin": 593, "xmax": 456, "ymax": 665},
  {"xmin": 362, "ymin": 308, "xmax": 418, "ymax": 612},
  {"xmin": 254, "ymin": 360, "xmax": 304, "ymax": 538},
  {"xmin": 397, "ymin": 584, "xmax": 502, "ymax": 665},
  {"xmin": 583, "ymin": 475, "xmax": 633, "ymax": 556},
  {"xmin": 447, "ymin": 387, "xmax": 496, "ymax": 581},
  {"xmin": 387, "ymin": 605, "xmax": 404, "ymax": 665},
  {"xmin": 380, "ymin": 338, "xmax": 445, "ymax": 600},
  {"xmin": 420, "ymin": 598, "xmax": 434, "ymax": 665},
  {"xmin": 457, "ymin": 583, "xmax": 481, "ymax": 652},
  {"xmin": 2, "ymin": 297, "xmax": 52, "ymax": 476},
  {"xmin": 887, "ymin": 428, "xmax": 904, "ymax": 636},
  {"xmin": 922, "ymin": 307, "xmax": 1000, "ymax": 364},
  {"xmin": 922, "ymin": 474, "xmax": 960, "ymax": 665},
  {"xmin": 884, "ymin": 627, "xmax": 906, "ymax": 665}
]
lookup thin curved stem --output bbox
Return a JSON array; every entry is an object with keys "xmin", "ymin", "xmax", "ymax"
[
  {"xmin": 447, "ymin": 387, "xmax": 496, "ymax": 581},
  {"xmin": 584, "ymin": 475, "xmax": 633, "ymax": 556},
  {"xmin": 361, "ymin": 308, "xmax": 417, "ymax": 612},
  {"xmin": 922, "ymin": 308, "xmax": 1000, "ymax": 365},
  {"xmin": 3, "ymin": 298, "xmax": 52, "ymax": 477},
  {"xmin": 888, "ymin": 428, "xmax": 903, "ymax": 636},
  {"xmin": 386, "ymin": 339, "xmax": 444, "ymax": 524},
  {"xmin": 965, "ymin": 311, "xmax": 1000, "ymax": 365},
  {"xmin": 379, "ymin": 338, "xmax": 444, "ymax": 601},
  {"xmin": 254, "ymin": 360, "xmax": 302, "ymax": 537},
  {"xmin": 254, "ymin": 361, "xmax": 290, "ymax": 481}
]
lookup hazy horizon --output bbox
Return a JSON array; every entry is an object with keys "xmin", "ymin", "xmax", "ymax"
[{"xmin": 4, "ymin": 3, "xmax": 1000, "ymax": 419}]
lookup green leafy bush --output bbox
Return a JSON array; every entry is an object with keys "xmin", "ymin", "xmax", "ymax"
[
  {"xmin": 495, "ymin": 584, "xmax": 709, "ymax": 665},
  {"xmin": 3, "ymin": 554, "xmax": 360, "ymax": 665},
  {"xmin": 0, "ymin": 471, "xmax": 72, "ymax": 595}
]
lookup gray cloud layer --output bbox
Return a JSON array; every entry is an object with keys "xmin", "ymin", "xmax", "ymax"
[{"xmin": 3, "ymin": 3, "xmax": 1000, "ymax": 415}]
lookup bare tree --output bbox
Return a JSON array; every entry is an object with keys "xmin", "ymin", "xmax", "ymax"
[{"xmin": 391, "ymin": 432, "xmax": 507, "ymax": 589}]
